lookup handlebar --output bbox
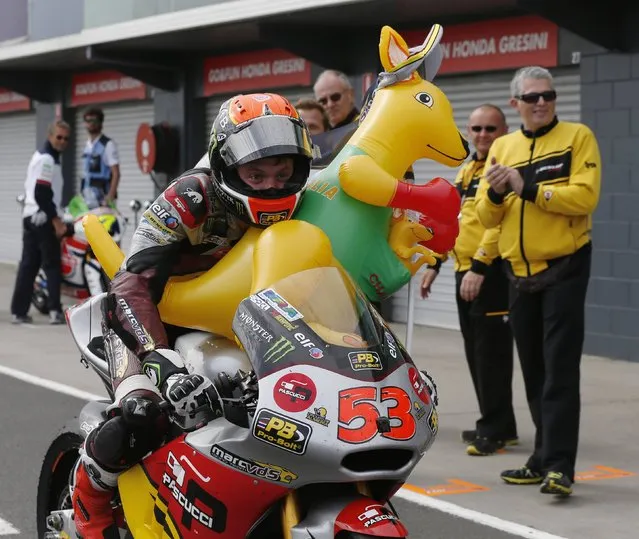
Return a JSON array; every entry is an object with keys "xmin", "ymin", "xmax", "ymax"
[{"xmin": 164, "ymin": 370, "xmax": 256, "ymax": 431}]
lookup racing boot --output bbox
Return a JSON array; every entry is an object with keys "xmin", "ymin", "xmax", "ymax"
[{"xmin": 71, "ymin": 437, "xmax": 121, "ymax": 539}]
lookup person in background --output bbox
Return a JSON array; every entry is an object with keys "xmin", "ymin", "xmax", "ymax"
[
  {"xmin": 421, "ymin": 104, "xmax": 517, "ymax": 456},
  {"xmin": 295, "ymin": 98, "xmax": 330, "ymax": 136},
  {"xmin": 81, "ymin": 107, "xmax": 121, "ymax": 205},
  {"xmin": 313, "ymin": 69, "xmax": 360, "ymax": 129},
  {"xmin": 476, "ymin": 66, "xmax": 601, "ymax": 497},
  {"xmin": 10, "ymin": 120, "xmax": 71, "ymax": 325}
]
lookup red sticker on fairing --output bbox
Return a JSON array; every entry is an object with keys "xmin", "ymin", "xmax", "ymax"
[
  {"xmin": 273, "ymin": 373, "xmax": 316, "ymax": 413},
  {"xmin": 408, "ymin": 366, "xmax": 430, "ymax": 405}
]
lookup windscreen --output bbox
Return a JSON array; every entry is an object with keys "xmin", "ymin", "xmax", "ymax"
[{"xmin": 232, "ymin": 267, "xmax": 407, "ymax": 381}]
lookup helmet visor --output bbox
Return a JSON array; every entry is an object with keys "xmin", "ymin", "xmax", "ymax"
[{"xmin": 219, "ymin": 116, "xmax": 314, "ymax": 168}]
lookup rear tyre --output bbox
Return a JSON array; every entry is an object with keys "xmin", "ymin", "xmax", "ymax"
[
  {"xmin": 36, "ymin": 432, "xmax": 83, "ymax": 538},
  {"xmin": 32, "ymin": 288, "xmax": 49, "ymax": 315}
]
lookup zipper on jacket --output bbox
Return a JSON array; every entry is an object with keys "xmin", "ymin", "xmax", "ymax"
[{"xmin": 519, "ymin": 138, "xmax": 535, "ymax": 276}]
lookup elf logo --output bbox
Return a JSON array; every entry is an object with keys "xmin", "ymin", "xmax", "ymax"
[{"xmin": 294, "ymin": 333, "xmax": 316, "ymax": 348}]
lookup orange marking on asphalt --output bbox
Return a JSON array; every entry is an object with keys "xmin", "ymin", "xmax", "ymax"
[
  {"xmin": 575, "ymin": 466, "xmax": 636, "ymax": 482},
  {"xmin": 404, "ymin": 479, "xmax": 489, "ymax": 497}
]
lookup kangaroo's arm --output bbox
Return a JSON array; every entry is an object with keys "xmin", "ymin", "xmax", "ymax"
[
  {"xmin": 339, "ymin": 155, "xmax": 461, "ymax": 224},
  {"xmin": 338, "ymin": 154, "xmax": 398, "ymax": 206}
]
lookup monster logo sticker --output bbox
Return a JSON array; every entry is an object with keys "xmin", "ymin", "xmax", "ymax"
[{"xmin": 264, "ymin": 336, "xmax": 295, "ymax": 363}]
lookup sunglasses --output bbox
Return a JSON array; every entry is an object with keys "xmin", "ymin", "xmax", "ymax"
[
  {"xmin": 470, "ymin": 125, "xmax": 497, "ymax": 133},
  {"xmin": 317, "ymin": 92, "xmax": 342, "ymax": 106},
  {"xmin": 56, "ymin": 135, "xmax": 70, "ymax": 141},
  {"xmin": 84, "ymin": 117, "xmax": 101, "ymax": 124},
  {"xmin": 516, "ymin": 90, "xmax": 557, "ymax": 104}
]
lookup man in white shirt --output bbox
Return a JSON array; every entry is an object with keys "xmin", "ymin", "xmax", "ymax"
[
  {"xmin": 81, "ymin": 107, "xmax": 120, "ymax": 204},
  {"xmin": 10, "ymin": 120, "xmax": 71, "ymax": 324}
]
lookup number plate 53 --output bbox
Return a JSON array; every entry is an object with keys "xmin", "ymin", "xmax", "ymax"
[{"xmin": 337, "ymin": 386, "xmax": 417, "ymax": 444}]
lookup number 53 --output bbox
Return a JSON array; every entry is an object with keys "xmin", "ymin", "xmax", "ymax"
[{"xmin": 338, "ymin": 386, "xmax": 416, "ymax": 444}]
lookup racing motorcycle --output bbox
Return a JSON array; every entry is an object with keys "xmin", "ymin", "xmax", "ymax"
[
  {"xmin": 37, "ymin": 220, "xmax": 439, "ymax": 539},
  {"xmin": 27, "ymin": 193, "xmax": 127, "ymax": 313}
]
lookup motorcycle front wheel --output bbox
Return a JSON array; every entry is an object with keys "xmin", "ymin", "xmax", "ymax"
[{"xmin": 36, "ymin": 432, "xmax": 83, "ymax": 538}]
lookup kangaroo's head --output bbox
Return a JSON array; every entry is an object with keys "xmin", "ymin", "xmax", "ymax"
[{"xmin": 353, "ymin": 25, "xmax": 469, "ymax": 177}]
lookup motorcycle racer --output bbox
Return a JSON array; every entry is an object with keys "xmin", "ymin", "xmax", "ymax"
[{"xmin": 71, "ymin": 93, "xmax": 315, "ymax": 538}]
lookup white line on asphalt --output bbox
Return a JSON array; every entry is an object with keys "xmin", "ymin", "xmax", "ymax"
[
  {"xmin": 395, "ymin": 488, "xmax": 569, "ymax": 539},
  {"xmin": 0, "ymin": 517, "xmax": 19, "ymax": 535},
  {"xmin": 0, "ymin": 364, "xmax": 569, "ymax": 539},
  {"xmin": 0, "ymin": 365, "xmax": 104, "ymax": 402}
]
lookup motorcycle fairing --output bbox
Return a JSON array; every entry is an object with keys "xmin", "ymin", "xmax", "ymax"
[
  {"xmin": 67, "ymin": 292, "xmax": 112, "ymax": 390},
  {"xmin": 119, "ymin": 435, "xmax": 290, "ymax": 538},
  {"xmin": 333, "ymin": 497, "xmax": 408, "ymax": 537}
]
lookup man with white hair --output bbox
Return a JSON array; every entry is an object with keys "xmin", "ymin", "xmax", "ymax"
[
  {"xmin": 313, "ymin": 69, "xmax": 360, "ymax": 129},
  {"xmin": 476, "ymin": 66, "xmax": 601, "ymax": 497}
]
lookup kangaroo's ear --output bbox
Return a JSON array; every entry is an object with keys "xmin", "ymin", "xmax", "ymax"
[
  {"xmin": 377, "ymin": 24, "xmax": 444, "ymax": 89},
  {"xmin": 379, "ymin": 26, "xmax": 410, "ymax": 73},
  {"xmin": 408, "ymin": 24, "xmax": 444, "ymax": 81}
]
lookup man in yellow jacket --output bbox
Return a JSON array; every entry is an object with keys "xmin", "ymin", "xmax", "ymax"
[
  {"xmin": 476, "ymin": 66, "xmax": 601, "ymax": 497},
  {"xmin": 422, "ymin": 104, "xmax": 517, "ymax": 457}
]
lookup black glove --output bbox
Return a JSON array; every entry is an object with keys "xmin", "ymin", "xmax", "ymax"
[
  {"xmin": 163, "ymin": 373, "xmax": 223, "ymax": 418},
  {"xmin": 117, "ymin": 389, "xmax": 164, "ymax": 428}
]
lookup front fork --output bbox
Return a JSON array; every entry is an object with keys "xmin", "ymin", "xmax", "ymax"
[{"xmin": 44, "ymin": 510, "xmax": 74, "ymax": 539}]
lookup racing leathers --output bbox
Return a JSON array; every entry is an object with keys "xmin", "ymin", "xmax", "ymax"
[{"xmin": 72, "ymin": 167, "xmax": 245, "ymax": 537}]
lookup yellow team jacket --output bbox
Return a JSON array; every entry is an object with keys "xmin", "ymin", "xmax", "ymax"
[
  {"xmin": 445, "ymin": 155, "xmax": 500, "ymax": 273},
  {"xmin": 475, "ymin": 119, "xmax": 601, "ymax": 278}
]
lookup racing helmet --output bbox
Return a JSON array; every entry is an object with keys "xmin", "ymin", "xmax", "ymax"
[{"xmin": 208, "ymin": 93, "xmax": 315, "ymax": 227}]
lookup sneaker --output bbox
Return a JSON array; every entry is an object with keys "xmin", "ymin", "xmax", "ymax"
[
  {"xmin": 540, "ymin": 471, "xmax": 573, "ymax": 497},
  {"xmin": 466, "ymin": 437, "xmax": 505, "ymax": 456},
  {"xmin": 500, "ymin": 466, "xmax": 543, "ymax": 485},
  {"xmin": 461, "ymin": 429, "xmax": 476, "ymax": 444},
  {"xmin": 462, "ymin": 429, "xmax": 519, "ymax": 446},
  {"xmin": 11, "ymin": 314, "xmax": 33, "ymax": 325},
  {"xmin": 49, "ymin": 311, "xmax": 65, "ymax": 325}
]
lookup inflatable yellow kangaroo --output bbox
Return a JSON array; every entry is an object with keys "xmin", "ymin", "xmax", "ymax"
[
  {"xmin": 83, "ymin": 24, "xmax": 467, "ymax": 341},
  {"xmin": 296, "ymin": 24, "xmax": 468, "ymax": 299}
]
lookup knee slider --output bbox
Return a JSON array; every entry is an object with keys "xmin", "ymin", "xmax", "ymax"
[{"xmin": 87, "ymin": 417, "xmax": 129, "ymax": 471}]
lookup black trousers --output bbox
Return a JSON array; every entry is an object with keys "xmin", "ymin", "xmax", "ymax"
[
  {"xmin": 456, "ymin": 260, "xmax": 516, "ymax": 441},
  {"xmin": 509, "ymin": 244, "xmax": 591, "ymax": 481},
  {"xmin": 10, "ymin": 217, "xmax": 62, "ymax": 316}
]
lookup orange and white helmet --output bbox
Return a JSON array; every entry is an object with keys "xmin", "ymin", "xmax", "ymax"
[{"xmin": 208, "ymin": 93, "xmax": 314, "ymax": 227}]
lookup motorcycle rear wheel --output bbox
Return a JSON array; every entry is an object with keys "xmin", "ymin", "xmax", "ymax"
[
  {"xmin": 32, "ymin": 288, "xmax": 49, "ymax": 315},
  {"xmin": 36, "ymin": 431, "xmax": 83, "ymax": 538}
]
